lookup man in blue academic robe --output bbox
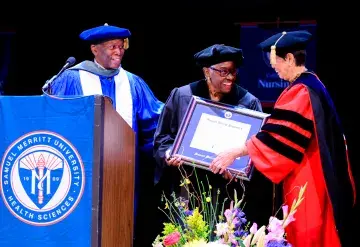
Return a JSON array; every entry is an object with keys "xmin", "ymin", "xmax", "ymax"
[{"xmin": 48, "ymin": 23, "xmax": 164, "ymax": 246}]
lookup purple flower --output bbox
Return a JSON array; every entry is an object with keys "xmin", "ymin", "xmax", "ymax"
[
  {"xmin": 266, "ymin": 240, "xmax": 292, "ymax": 247},
  {"xmin": 233, "ymin": 217, "xmax": 241, "ymax": 228},
  {"xmin": 235, "ymin": 209, "xmax": 245, "ymax": 219},
  {"xmin": 184, "ymin": 210, "xmax": 193, "ymax": 216},
  {"xmin": 234, "ymin": 229, "xmax": 248, "ymax": 238},
  {"xmin": 233, "ymin": 208, "xmax": 247, "ymax": 228}
]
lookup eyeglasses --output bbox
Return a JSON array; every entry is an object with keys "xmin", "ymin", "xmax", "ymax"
[{"xmin": 209, "ymin": 67, "xmax": 238, "ymax": 77}]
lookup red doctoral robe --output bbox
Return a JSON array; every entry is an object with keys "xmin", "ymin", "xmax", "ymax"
[{"xmin": 246, "ymin": 72, "xmax": 356, "ymax": 247}]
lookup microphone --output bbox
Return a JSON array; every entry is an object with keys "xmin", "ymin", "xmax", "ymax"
[{"xmin": 42, "ymin": 56, "xmax": 76, "ymax": 92}]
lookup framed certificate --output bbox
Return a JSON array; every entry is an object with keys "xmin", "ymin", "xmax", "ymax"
[{"xmin": 170, "ymin": 96, "xmax": 269, "ymax": 181}]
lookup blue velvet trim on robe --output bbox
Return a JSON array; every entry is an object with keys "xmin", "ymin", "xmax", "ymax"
[{"xmin": 49, "ymin": 61, "xmax": 164, "ymax": 223}]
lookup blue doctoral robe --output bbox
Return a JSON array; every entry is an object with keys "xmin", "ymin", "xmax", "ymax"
[{"xmin": 49, "ymin": 60, "xmax": 164, "ymax": 221}]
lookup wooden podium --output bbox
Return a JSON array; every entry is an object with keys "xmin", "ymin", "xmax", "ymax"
[
  {"xmin": 0, "ymin": 95, "xmax": 135, "ymax": 247},
  {"xmin": 92, "ymin": 95, "xmax": 135, "ymax": 247}
]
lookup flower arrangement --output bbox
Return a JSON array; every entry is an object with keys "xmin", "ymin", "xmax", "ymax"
[{"xmin": 152, "ymin": 172, "xmax": 307, "ymax": 247}]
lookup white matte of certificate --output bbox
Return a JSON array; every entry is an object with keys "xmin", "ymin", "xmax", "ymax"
[{"xmin": 189, "ymin": 113, "xmax": 251, "ymax": 154}]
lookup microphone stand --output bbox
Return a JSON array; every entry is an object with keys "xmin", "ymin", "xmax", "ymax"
[
  {"xmin": 42, "ymin": 57, "xmax": 76, "ymax": 95},
  {"xmin": 42, "ymin": 75, "xmax": 57, "ymax": 95}
]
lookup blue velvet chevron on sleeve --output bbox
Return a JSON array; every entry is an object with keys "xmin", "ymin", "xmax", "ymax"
[{"xmin": 127, "ymin": 71, "xmax": 164, "ymax": 153}]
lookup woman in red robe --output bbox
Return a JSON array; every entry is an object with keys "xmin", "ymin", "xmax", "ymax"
[{"xmin": 210, "ymin": 30, "xmax": 356, "ymax": 247}]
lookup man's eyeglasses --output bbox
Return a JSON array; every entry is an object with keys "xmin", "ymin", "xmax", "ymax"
[{"xmin": 209, "ymin": 67, "xmax": 238, "ymax": 77}]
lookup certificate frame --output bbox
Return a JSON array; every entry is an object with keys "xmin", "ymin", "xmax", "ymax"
[{"xmin": 170, "ymin": 96, "xmax": 269, "ymax": 181}]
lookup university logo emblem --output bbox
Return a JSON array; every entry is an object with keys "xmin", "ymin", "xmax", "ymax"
[
  {"xmin": 224, "ymin": 111, "xmax": 232, "ymax": 119},
  {"xmin": 0, "ymin": 131, "xmax": 85, "ymax": 226}
]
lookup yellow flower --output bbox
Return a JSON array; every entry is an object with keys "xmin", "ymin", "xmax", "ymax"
[
  {"xmin": 206, "ymin": 197, "xmax": 211, "ymax": 203},
  {"xmin": 186, "ymin": 208, "xmax": 209, "ymax": 239},
  {"xmin": 185, "ymin": 178, "xmax": 191, "ymax": 184},
  {"xmin": 183, "ymin": 239, "xmax": 208, "ymax": 247}
]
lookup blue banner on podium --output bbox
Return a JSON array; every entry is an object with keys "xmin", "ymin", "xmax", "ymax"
[{"xmin": 0, "ymin": 95, "xmax": 95, "ymax": 246}]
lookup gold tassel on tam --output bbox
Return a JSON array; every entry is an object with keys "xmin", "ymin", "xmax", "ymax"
[
  {"xmin": 270, "ymin": 31, "xmax": 287, "ymax": 66},
  {"xmin": 270, "ymin": 45, "xmax": 277, "ymax": 66},
  {"xmin": 124, "ymin": 38, "xmax": 129, "ymax": 50}
]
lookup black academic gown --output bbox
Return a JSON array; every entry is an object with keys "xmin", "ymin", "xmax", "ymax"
[{"xmin": 152, "ymin": 79, "xmax": 272, "ymax": 235}]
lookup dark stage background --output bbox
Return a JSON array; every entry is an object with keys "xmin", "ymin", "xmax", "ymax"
[{"xmin": 1, "ymin": 0, "xmax": 359, "ymax": 240}]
